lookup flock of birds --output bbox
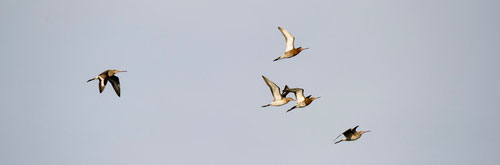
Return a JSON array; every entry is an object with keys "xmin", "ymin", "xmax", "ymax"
[{"xmin": 86, "ymin": 27, "xmax": 370, "ymax": 144}]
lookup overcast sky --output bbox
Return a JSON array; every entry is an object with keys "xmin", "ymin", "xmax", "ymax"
[{"xmin": 1, "ymin": 0, "xmax": 500, "ymax": 165}]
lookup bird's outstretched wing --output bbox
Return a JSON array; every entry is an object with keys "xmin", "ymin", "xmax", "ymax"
[
  {"xmin": 285, "ymin": 87, "xmax": 305, "ymax": 103},
  {"xmin": 98, "ymin": 77, "xmax": 107, "ymax": 93},
  {"xmin": 333, "ymin": 133, "xmax": 343, "ymax": 142},
  {"xmin": 278, "ymin": 27, "xmax": 295, "ymax": 52},
  {"xmin": 108, "ymin": 76, "xmax": 121, "ymax": 97},
  {"xmin": 262, "ymin": 76, "xmax": 282, "ymax": 101},
  {"xmin": 343, "ymin": 127, "xmax": 355, "ymax": 138},
  {"xmin": 352, "ymin": 125, "xmax": 359, "ymax": 132},
  {"xmin": 281, "ymin": 85, "xmax": 290, "ymax": 98}
]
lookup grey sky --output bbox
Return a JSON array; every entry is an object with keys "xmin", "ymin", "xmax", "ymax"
[{"xmin": 1, "ymin": 0, "xmax": 499, "ymax": 164}]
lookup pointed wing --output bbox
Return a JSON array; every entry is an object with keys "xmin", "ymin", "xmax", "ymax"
[
  {"xmin": 286, "ymin": 88, "xmax": 305, "ymax": 103},
  {"xmin": 278, "ymin": 27, "xmax": 295, "ymax": 52},
  {"xmin": 262, "ymin": 76, "xmax": 282, "ymax": 101},
  {"xmin": 98, "ymin": 77, "xmax": 107, "ymax": 93},
  {"xmin": 333, "ymin": 133, "xmax": 343, "ymax": 142},
  {"xmin": 352, "ymin": 125, "xmax": 359, "ymax": 133},
  {"xmin": 342, "ymin": 128, "xmax": 355, "ymax": 138},
  {"xmin": 108, "ymin": 76, "xmax": 121, "ymax": 97},
  {"xmin": 281, "ymin": 85, "xmax": 290, "ymax": 98}
]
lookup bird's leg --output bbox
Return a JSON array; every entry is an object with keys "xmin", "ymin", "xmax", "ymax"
[
  {"xmin": 286, "ymin": 106, "xmax": 297, "ymax": 112},
  {"xmin": 273, "ymin": 56, "xmax": 282, "ymax": 61}
]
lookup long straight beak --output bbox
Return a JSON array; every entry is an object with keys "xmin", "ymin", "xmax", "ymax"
[{"xmin": 119, "ymin": 71, "xmax": 127, "ymax": 72}]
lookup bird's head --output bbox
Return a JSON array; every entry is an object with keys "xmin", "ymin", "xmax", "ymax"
[
  {"xmin": 305, "ymin": 97, "xmax": 320, "ymax": 105},
  {"xmin": 107, "ymin": 70, "xmax": 127, "ymax": 76},
  {"xmin": 310, "ymin": 96, "xmax": 320, "ymax": 100},
  {"xmin": 297, "ymin": 47, "xmax": 309, "ymax": 52}
]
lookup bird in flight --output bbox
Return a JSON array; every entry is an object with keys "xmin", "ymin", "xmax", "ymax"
[
  {"xmin": 333, "ymin": 125, "xmax": 371, "ymax": 144},
  {"xmin": 261, "ymin": 75, "xmax": 294, "ymax": 107},
  {"xmin": 283, "ymin": 87, "xmax": 319, "ymax": 112},
  {"xmin": 87, "ymin": 69, "xmax": 127, "ymax": 97},
  {"xmin": 274, "ymin": 27, "xmax": 308, "ymax": 62}
]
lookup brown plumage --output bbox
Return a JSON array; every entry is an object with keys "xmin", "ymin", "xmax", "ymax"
[
  {"xmin": 334, "ymin": 125, "xmax": 371, "ymax": 144},
  {"xmin": 273, "ymin": 27, "xmax": 308, "ymax": 61},
  {"xmin": 284, "ymin": 87, "xmax": 319, "ymax": 112},
  {"xmin": 87, "ymin": 69, "xmax": 127, "ymax": 97}
]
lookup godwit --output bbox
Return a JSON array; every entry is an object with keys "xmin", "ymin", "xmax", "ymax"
[
  {"xmin": 333, "ymin": 125, "xmax": 371, "ymax": 144},
  {"xmin": 284, "ymin": 87, "xmax": 319, "ymax": 112},
  {"xmin": 261, "ymin": 75, "xmax": 294, "ymax": 107},
  {"xmin": 273, "ymin": 27, "xmax": 308, "ymax": 62},
  {"xmin": 87, "ymin": 70, "xmax": 127, "ymax": 97}
]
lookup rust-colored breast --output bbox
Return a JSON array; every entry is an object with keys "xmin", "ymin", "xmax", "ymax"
[
  {"xmin": 284, "ymin": 49, "xmax": 300, "ymax": 57},
  {"xmin": 305, "ymin": 98, "xmax": 314, "ymax": 105}
]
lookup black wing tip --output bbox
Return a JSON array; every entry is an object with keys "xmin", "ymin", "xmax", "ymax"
[
  {"xmin": 114, "ymin": 90, "xmax": 121, "ymax": 97},
  {"xmin": 283, "ymin": 85, "xmax": 291, "ymax": 92}
]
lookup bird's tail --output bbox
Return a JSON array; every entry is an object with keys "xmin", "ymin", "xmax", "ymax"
[
  {"xmin": 87, "ymin": 76, "xmax": 99, "ymax": 82},
  {"xmin": 262, "ymin": 104, "xmax": 270, "ymax": 107}
]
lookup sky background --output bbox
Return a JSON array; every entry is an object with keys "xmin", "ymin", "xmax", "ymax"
[{"xmin": 1, "ymin": 0, "xmax": 500, "ymax": 164}]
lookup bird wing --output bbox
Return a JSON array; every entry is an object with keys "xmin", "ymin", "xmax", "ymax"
[
  {"xmin": 98, "ymin": 77, "xmax": 107, "ymax": 93},
  {"xmin": 281, "ymin": 85, "xmax": 290, "ymax": 98},
  {"xmin": 352, "ymin": 125, "xmax": 359, "ymax": 132},
  {"xmin": 108, "ymin": 76, "xmax": 121, "ymax": 97},
  {"xmin": 278, "ymin": 27, "xmax": 295, "ymax": 52},
  {"xmin": 343, "ymin": 128, "xmax": 355, "ymax": 138},
  {"xmin": 286, "ymin": 88, "xmax": 305, "ymax": 103},
  {"xmin": 262, "ymin": 76, "xmax": 282, "ymax": 101},
  {"xmin": 333, "ymin": 133, "xmax": 343, "ymax": 142}
]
